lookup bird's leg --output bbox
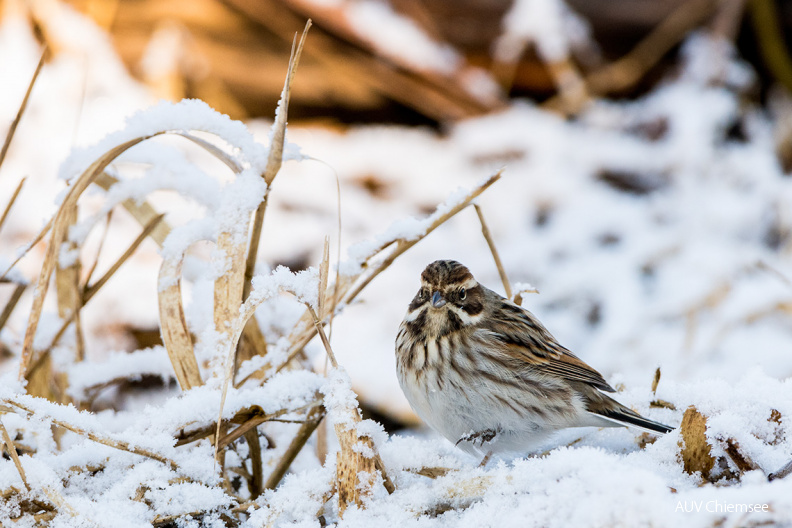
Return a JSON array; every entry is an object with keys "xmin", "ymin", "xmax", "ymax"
[
  {"xmin": 478, "ymin": 451, "xmax": 493, "ymax": 468},
  {"xmin": 456, "ymin": 428, "xmax": 498, "ymax": 447}
]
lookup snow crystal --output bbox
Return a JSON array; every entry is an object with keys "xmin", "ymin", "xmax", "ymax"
[{"xmin": 248, "ymin": 265, "xmax": 319, "ymax": 309}]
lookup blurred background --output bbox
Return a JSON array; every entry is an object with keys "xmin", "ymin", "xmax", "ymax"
[
  {"xmin": 2, "ymin": 0, "xmax": 792, "ymax": 434},
  {"xmin": 7, "ymin": 0, "xmax": 792, "ymax": 125}
]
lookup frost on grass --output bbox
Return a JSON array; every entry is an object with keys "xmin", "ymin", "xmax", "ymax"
[
  {"xmin": 2, "ymin": 5, "xmax": 792, "ymax": 527},
  {"xmin": 248, "ymin": 265, "xmax": 319, "ymax": 309},
  {"xmin": 57, "ymin": 99, "xmax": 269, "ymax": 185},
  {"xmin": 65, "ymin": 346, "xmax": 176, "ymax": 400},
  {"xmin": 341, "ymin": 175, "xmax": 496, "ymax": 276}
]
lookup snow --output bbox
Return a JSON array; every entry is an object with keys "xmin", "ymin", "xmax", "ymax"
[
  {"xmin": 57, "ymin": 99, "xmax": 269, "ymax": 185},
  {"xmin": 1, "ymin": 3, "xmax": 792, "ymax": 527},
  {"xmin": 494, "ymin": 0, "xmax": 592, "ymax": 63},
  {"xmin": 342, "ymin": 0, "xmax": 461, "ymax": 75}
]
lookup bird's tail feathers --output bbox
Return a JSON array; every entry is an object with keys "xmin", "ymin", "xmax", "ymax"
[{"xmin": 585, "ymin": 392, "xmax": 674, "ymax": 434}]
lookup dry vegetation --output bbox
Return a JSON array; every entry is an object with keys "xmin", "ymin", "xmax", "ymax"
[
  {"xmin": 2, "ymin": 2, "xmax": 792, "ymax": 526},
  {"xmin": 0, "ymin": 22, "xmax": 508, "ymax": 526}
]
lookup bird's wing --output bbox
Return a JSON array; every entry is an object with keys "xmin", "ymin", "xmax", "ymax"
[{"xmin": 481, "ymin": 302, "xmax": 616, "ymax": 393}]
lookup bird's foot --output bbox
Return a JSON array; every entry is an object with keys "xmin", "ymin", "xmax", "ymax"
[{"xmin": 456, "ymin": 428, "xmax": 498, "ymax": 447}]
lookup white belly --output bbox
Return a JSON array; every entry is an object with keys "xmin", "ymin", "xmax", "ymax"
[{"xmin": 396, "ymin": 359, "xmax": 564, "ymax": 455}]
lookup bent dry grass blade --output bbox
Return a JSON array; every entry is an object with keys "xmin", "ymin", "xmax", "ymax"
[{"xmin": 213, "ymin": 20, "xmax": 312, "ymax": 463}]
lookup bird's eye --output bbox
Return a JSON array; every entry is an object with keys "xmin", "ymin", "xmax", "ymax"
[
  {"xmin": 419, "ymin": 288, "xmax": 428, "ymax": 300},
  {"xmin": 458, "ymin": 288, "xmax": 466, "ymax": 301}
]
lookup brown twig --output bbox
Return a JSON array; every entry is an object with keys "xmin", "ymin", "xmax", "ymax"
[
  {"xmin": 0, "ymin": 417, "xmax": 30, "ymax": 491},
  {"xmin": 306, "ymin": 307, "xmax": 395, "ymax": 501},
  {"xmin": 176, "ymin": 402, "xmax": 319, "ymax": 446},
  {"xmin": 749, "ymin": 0, "xmax": 792, "ymax": 92},
  {"xmin": 244, "ymin": 20, "xmax": 312, "ymax": 300},
  {"xmin": 341, "ymin": 171, "xmax": 503, "ymax": 312},
  {"xmin": 307, "ymin": 305, "xmax": 338, "ymax": 369},
  {"xmin": 264, "ymin": 403, "xmax": 325, "ymax": 490},
  {"xmin": 81, "ymin": 210, "xmax": 114, "ymax": 288},
  {"xmin": 20, "ymin": 134, "xmax": 157, "ymax": 381},
  {"xmin": 473, "ymin": 204, "xmax": 511, "ymax": 299},
  {"xmin": 0, "ymin": 216, "xmax": 53, "ymax": 282},
  {"xmin": 238, "ymin": 171, "xmax": 503, "ymax": 383},
  {"xmin": 0, "ymin": 282, "xmax": 25, "ymax": 333},
  {"xmin": 4, "ymin": 397, "xmax": 179, "ymax": 471},
  {"xmin": 46, "ymin": 214, "xmax": 166, "ymax": 351},
  {"xmin": 0, "ymin": 177, "xmax": 26, "ymax": 234},
  {"xmin": 244, "ymin": 429, "xmax": 264, "ymax": 498},
  {"xmin": 723, "ymin": 438, "xmax": 761, "ymax": 474},
  {"xmin": 82, "ymin": 214, "xmax": 164, "ymax": 304},
  {"xmin": 769, "ymin": 459, "xmax": 792, "ymax": 481},
  {"xmin": 543, "ymin": 0, "xmax": 717, "ymax": 114},
  {"xmin": 0, "ymin": 49, "xmax": 46, "ymax": 172}
]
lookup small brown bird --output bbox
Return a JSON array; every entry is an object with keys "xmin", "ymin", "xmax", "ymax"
[{"xmin": 395, "ymin": 260, "xmax": 672, "ymax": 456}]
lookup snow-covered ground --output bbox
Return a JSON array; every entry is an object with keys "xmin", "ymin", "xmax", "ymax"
[{"xmin": 1, "ymin": 3, "xmax": 791, "ymax": 527}]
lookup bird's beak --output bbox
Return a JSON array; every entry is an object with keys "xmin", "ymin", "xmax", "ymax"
[{"xmin": 431, "ymin": 291, "xmax": 446, "ymax": 308}]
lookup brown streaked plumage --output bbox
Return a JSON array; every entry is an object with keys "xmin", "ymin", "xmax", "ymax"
[{"xmin": 395, "ymin": 260, "xmax": 673, "ymax": 457}]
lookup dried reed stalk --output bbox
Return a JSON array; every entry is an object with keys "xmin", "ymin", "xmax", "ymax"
[
  {"xmin": 81, "ymin": 211, "xmax": 113, "ymax": 290},
  {"xmin": 20, "ymin": 134, "xmax": 157, "ymax": 382},
  {"xmin": 3, "ymin": 397, "xmax": 179, "ymax": 471},
  {"xmin": 213, "ymin": 21, "xmax": 311, "ymax": 461},
  {"xmin": 0, "ymin": 216, "xmax": 53, "ymax": 282},
  {"xmin": 19, "ymin": 123, "xmax": 240, "ymax": 387},
  {"xmin": 0, "ymin": 417, "xmax": 30, "ymax": 491},
  {"xmin": 94, "ymin": 172, "xmax": 172, "ymax": 246},
  {"xmin": 0, "ymin": 49, "xmax": 45, "ymax": 171},
  {"xmin": 55, "ymin": 208, "xmax": 85, "ymax": 361},
  {"xmin": 334, "ymin": 419, "xmax": 377, "ymax": 515},
  {"xmin": 261, "ymin": 170, "xmax": 503, "ymax": 378},
  {"xmin": 0, "ymin": 177, "xmax": 26, "ymax": 233},
  {"xmin": 306, "ymin": 304, "xmax": 395, "ymax": 512},
  {"xmin": 82, "ymin": 214, "xmax": 165, "ymax": 304},
  {"xmin": 175, "ymin": 401, "xmax": 319, "ymax": 446},
  {"xmin": 213, "ymin": 230, "xmax": 248, "ymax": 340},
  {"xmin": 175, "ymin": 132, "xmax": 243, "ymax": 173},
  {"xmin": 46, "ymin": 214, "xmax": 166, "ymax": 354},
  {"xmin": 585, "ymin": 0, "xmax": 716, "ymax": 96},
  {"xmin": 341, "ymin": 170, "xmax": 502, "ymax": 307},
  {"xmin": 244, "ymin": 429, "xmax": 264, "ymax": 498},
  {"xmin": 0, "ymin": 281, "xmax": 25, "ymax": 333},
  {"xmin": 679, "ymin": 406, "xmax": 715, "ymax": 479},
  {"xmin": 263, "ymin": 403, "xmax": 325, "ymax": 491},
  {"xmin": 237, "ymin": 21, "xmax": 312, "ymax": 375},
  {"xmin": 473, "ymin": 204, "xmax": 511, "ymax": 299},
  {"xmin": 158, "ymin": 254, "xmax": 203, "ymax": 391}
]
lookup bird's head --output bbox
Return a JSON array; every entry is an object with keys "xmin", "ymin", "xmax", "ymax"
[{"xmin": 404, "ymin": 260, "xmax": 486, "ymax": 337}]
